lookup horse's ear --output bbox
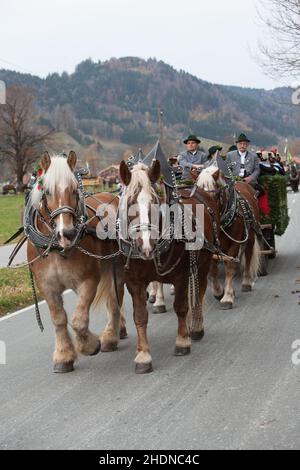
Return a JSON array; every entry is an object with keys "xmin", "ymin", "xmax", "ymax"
[
  {"xmin": 41, "ymin": 152, "xmax": 51, "ymax": 172},
  {"xmin": 148, "ymin": 159, "xmax": 161, "ymax": 184},
  {"xmin": 120, "ymin": 161, "xmax": 132, "ymax": 186},
  {"xmin": 67, "ymin": 151, "xmax": 77, "ymax": 171},
  {"xmin": 212, "ymin": 169, "xmax": 220, "ymax": 182}
]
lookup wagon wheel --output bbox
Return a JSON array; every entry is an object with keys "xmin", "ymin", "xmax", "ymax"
[
  {"xmin": 268, "ymin": 228, "xmax": 276, "ymax": 260},
  {"xmin": 258, "ymin": 225, "xmax": 274, "ymax": 276},
  {"xmin": 258, "ymin": 241, "xmax": 269, "ymax": 276}
]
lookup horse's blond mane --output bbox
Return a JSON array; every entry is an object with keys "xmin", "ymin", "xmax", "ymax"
[
  {"xmin": 30, "ymin": 156, "xmax": 78, "ymax": 208},
  {"xmin": 124, "ymin": 162, "xmax": 157, "ymax": 202},
  {"xmin": 196, "ymin": 166, "xmax": 221, "ymax": 192}
]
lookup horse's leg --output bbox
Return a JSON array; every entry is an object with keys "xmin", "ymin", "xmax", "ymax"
[
  {"xmin": 173, "ymin": 279, "xmax": 191, "ymax": 356},
  {"xmin": 45, "ymin": 291, "xmax": 77, "ymax": 373},
  {"xmin": 209, "ymin": 258, "xmax": 224, "ymax": 301},
  {"xmin": 101, "ymin": 261, "xmax": 127, "ymax": 350},
  {"xmin": 220, "ymin": 259, "xmax": 237, "ymax": 310},
  {"xmin": 71, "ymin": 279, "xmax": 101, "ymax": 357},
  {"xmin": 101, "ymin": 279, "xmax": 125, "ymax": 352},
  {"xmin": 153, "ymin": 282, "xmax": 167, "ymax": 314},
  {"xmin": 119, "ymin": 305, "xmax": 128, "ymax": 340},
  {"xmin": 242, "ymin": 235, "xmax": 260, "ymax": 292},
  {"xmin": 127, "ymin": 280, "xmax": 153, "ymax": 374},
  {"xmin": 190, "ymin": 262, "xmax": 210, "ymax": 341},
  {"xmin": 148, "ymin": 282, "xmax": 157, "ymax": 304}
]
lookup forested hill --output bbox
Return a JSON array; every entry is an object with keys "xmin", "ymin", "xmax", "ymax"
[{"xmin": 0, "ymin": 57, "xmax": 297, "ymax": 147}]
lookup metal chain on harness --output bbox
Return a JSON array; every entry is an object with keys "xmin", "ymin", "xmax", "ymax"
[
  {"xmin": 189, "ymin": 250, "xmax": 201, "ymax": 332},
  {"xmin": 76, "ymin": 245, "xmax": 122, "ymax": 261}
]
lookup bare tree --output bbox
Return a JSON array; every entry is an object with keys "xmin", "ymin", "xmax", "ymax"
[
  {"xmin": 258, "ymin": 0, "xmax": 300, "ymax": 78},
  {"xmin": 0, "ymin": 86, "xmax": 53, "ymax": 189}
]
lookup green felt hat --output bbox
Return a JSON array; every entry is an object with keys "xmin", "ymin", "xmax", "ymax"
[
  {"xmin": 236, "ymin": 133, "xmax": 251, "ymax": 143},
  {"xmin": 208, "ymin": 145, "xmax": 222, "ymax": 157},
  {"xmin": 184, "ymin": 135, "xmax": 201, "ymax": 145}
]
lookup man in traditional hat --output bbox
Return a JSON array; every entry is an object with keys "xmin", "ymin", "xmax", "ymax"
[
  {"xmin": 207, "ymin": 145, "xmax": 223, "ymax": 164},
  {"xmin": 268, "ymin": 152, "xmax": 285, "ymax": 176},
  {"xmin": 178, "ymin": 135, "xmax": 208, "ymax": 179},
  {"xmin": 226, "ymin": 133, "xmax": 260, "ymax": 183}
]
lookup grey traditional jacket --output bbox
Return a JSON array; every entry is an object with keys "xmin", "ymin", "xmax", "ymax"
[
  {"xmin": 178, "ymin": 150, "xmax": 208, "ymax": 179},
  {"xmin": 226, "ymin": 150, "xmax": 261, "ymax": 181}
]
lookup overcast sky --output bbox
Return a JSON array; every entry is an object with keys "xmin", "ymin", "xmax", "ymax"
[{"xmin": 0, "ymin": 0, "xmax": 289, "ymax": 90}]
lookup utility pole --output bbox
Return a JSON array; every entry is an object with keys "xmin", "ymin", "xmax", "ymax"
[
  {"xmin": 158, "ymin": 107, "xmax": 164, "ymax": 147},
  {"xmin": 284, "ymin": 138, "xmax": 289, "ymax": 166}
]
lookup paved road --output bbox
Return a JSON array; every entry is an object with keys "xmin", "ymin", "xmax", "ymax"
[
  {"xmin": 0, "ymin": 193, "xmax": 300, "ymax": 450},
  {"xmin": 0, "ymin": 242, "xmax": 27, "ymax": 268}
]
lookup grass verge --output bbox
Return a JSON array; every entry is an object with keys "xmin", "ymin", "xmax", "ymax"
[
  {"xmin": 0, "ymin": 267, "xmax": 42, "ymax": 317},
  {"xmin": 0, "ymin": 195, "xmax": 25, "ymax": 245}
]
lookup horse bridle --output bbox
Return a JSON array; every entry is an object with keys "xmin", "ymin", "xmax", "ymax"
[
  {"xmin": 117, "ymin": 186, "xmax": 177, "ymax": 270},
  {"xmin": 45, "ymin": 201, "xmax": 78, "ymax": 225},
  {"xmin": 24, "ymin": 169, "xmax": 89, "ymax": 253}
]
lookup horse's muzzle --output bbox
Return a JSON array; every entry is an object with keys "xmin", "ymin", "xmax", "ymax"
[
  {"xmin": 62, "ymin": 228, "xmax": 77, "ymax": 242},
  {"xmin": 57, "ymin": 228, "xmax": 77, "ymax": 248}
]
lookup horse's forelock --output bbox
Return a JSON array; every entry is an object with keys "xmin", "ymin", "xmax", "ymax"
[
  {"xmin": 43, "ymin": 156, "xmax": 77, "ymax": 195},
  {"xmin": 197, "ymin": 167, "xmax": 220, "ymax": 192},
  {"xmin": 30, "ymin": 155, "xmax": 78, "ymax": 208},
  {"xmin": 125, "ymin": 163, "xmax": 156, "ymax": 202}
]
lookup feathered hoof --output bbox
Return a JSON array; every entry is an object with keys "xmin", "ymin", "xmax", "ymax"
[
  {"xmin": 101, "ymin": 342, "xmax": 117, "ymax": 353},
  {"xmin": 90, "ymin": 340, "xmax": 101, "ymax": 356},
  {"xmin": 214, "ymin": 291, "xmax": 225, "ymax": 301},
  {"xmin": 120, "ymin": 327, "xmax": 128, "ymax": 340},
  {"xmin": 135, "ymin": 362, "xmax": 154, "ymax": 375},
  {"xmin": 148, "ymin": 295, "xmax": 156, "ymax": 304},
  {"xmin": 259, "ymin": 272, "xmax": 268, "ymax": 277},
  {"xmin": 174, "ymin": 346, "xmax": 191, "ymax": 356},
  {"xmin": 53, "ymin": 361, "xmax": 74, "ymax": 374},
  {"xmin": 220, "ymin": 302, "xmax": 233, "ymax": 310},
  {"xmin": 153, "ymin": 305, "xmax": 167, "ymax": 314},
  {"xmin": 191, "ymin": 330, "xmax": 205, "ymax": 342},
  {"xmin": 242, "ymin": 285, "xmax": 252, "ymax": 293}
]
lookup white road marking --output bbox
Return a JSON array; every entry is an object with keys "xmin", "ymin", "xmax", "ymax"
[{"xmin": 0, "ymin": 290, "xmax": 72, "ymax": 322}]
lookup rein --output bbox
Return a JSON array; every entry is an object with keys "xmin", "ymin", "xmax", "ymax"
[{"xmin": 116, "ymin": 184, "xmax": 175, "ymax": 272}]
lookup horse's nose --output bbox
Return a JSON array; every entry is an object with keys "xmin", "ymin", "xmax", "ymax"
[{"xmin": 62, "ymin": 228, "xmax": 77, "ymax": 242}]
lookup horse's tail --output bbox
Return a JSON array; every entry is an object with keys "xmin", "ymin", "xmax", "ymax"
[
  {"xmin": 92, "ymin": 262, "xmax": 116, "ymax": 311},
  {"xmin": 241, "ymin": 234, "xmax": 261, "ymax": 281},
  {"xmin": 251, "ymin": 235, "xmax": 261, "ymax": 280}
]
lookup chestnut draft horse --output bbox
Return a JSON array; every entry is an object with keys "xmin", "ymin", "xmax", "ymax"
[
  {"xmin": 196, "ymin": 166, "xmax": 261, "ymax": 310},
  {"xmin": 27, "ymin": 152, "xmax": 126, "ymax": 373},
  {"xmin": 118, "ymin": 160, "xmax": 220, "ymax": 374}
]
